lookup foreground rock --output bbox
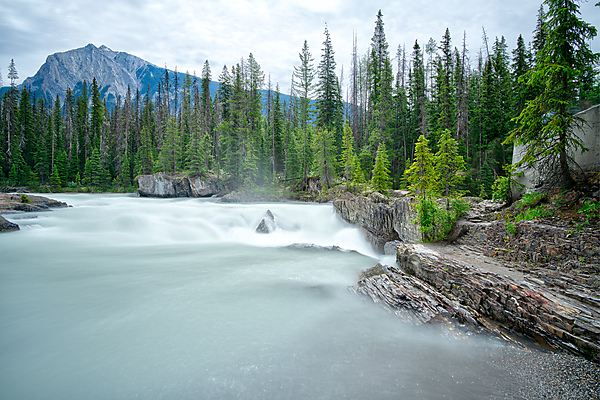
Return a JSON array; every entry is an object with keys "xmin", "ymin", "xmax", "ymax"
[
  {"xmin": 0, "ymin": 215, "xmax": 19, "ymax": 232},
  {"xmin": 137, "ymin": 172, "xmax": 226, "ymax": 198},
  {"xmin": 353, "ymin": 263, "xmax": 478, "ymax": 326},
  {"xmin": 392, "ymin": 243, "xmax": 600, "ymax": 361}
]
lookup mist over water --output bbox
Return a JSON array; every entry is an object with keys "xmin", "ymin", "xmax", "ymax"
[{"xmin": 1, "ymin": 194, "xmax": 525, "ymax": 399}]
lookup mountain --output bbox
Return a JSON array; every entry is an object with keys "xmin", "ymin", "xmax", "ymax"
[
  {"xmin": 4, "ymin": 43, "xmax": 219, "ymax": 107},
  {"xmin": 2, "ymin": 43, "xmax": 301, "ymax": 112}
]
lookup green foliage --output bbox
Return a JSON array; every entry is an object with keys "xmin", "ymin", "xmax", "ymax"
[
  {"xmin": 50, "ymin": 164, "xmax": 62, "ymax": 187},
  {"xmin": 578, "ymin": 198, "xmax": 599, "ymax": 226},
  {"xmin": 512, "ymin": 192, "xmax": 556, "ymax": 221},
  {"xmin": 517, "ymin": 191, "xmax": 547, "ymax": 208},
  {"xmin": 491, "ymin": 165, "xmax": 525, "ymax": 204},
  {"xmin": 414, "ymin": 197, "xmax": 469, "ymax": 242},
  {"xmin": 435, "ymin": 129, "xmax": 466, "ymax": 196},
  {"xmin": 405, "ymin": 135, "xmax": 436, "ymax": 198},
  {"xmin": 371, "ymin": 142, "xmax": 392, "ymax": 191},
  {"xmin": 20, "ymin": 194, "xmax": 31, "ymax": 204},
  {"xmin": 313, "ymin": 129, "xmax": 337, "ymax": 188}
]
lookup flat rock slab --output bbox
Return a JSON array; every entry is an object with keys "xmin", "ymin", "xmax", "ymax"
[{"xmin": 0, "ymin": 193, "xmax": 68, "ymax": 214}]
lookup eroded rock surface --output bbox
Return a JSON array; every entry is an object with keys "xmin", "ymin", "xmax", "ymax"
[{"xmin": 333, "ymin": 193, "xmax": 420, "ymax": 252}]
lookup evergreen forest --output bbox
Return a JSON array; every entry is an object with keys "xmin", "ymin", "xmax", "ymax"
[{"xmin": 1, "ymin": 1, "xmax": 598, "ymax": 197}]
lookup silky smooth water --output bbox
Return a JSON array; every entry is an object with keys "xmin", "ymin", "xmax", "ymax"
[{"xmin": 1, "ymin": 194, "xmax": 527, "ymax": 399}]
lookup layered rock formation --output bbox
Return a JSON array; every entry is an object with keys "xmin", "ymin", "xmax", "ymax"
[
  {"xmin": 137, "ymin": 173, "xmax": 226, "ymax": 198},
  {"xmin": 337, "ymin": 193, "xmax": 599, "ymax": 361}
]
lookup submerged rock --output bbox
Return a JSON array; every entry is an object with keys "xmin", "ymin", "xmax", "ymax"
[{"xmin": 256, "ymin": 210, "xmax": 277, "ymax": 234}]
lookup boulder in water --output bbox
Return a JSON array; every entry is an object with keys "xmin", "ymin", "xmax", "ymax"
[
  {"xmin": 0, "ymin": 215, "xmax": 19, "ymax": 233},
  {"xmin": 256, "ymin": 210, "xmax": 277, "ymax": 234}
]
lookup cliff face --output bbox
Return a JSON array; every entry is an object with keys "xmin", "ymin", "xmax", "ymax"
[
  {"xmin": 333, "ymin": 193, "xmax": 420, "ymax": 252},
  {"xmin": 137, "ymin": 173, "xmax": 226, "ymax": 198}
]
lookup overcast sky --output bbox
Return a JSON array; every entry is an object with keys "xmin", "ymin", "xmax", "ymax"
[{"xmin": 1, "ymin": 0, "xmax": 598, "ymax": 94}]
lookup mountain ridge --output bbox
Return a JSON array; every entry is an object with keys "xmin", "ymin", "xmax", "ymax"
[{"xmin": 2, "ymin": 43, "xmax": 219, "ymax": 107}]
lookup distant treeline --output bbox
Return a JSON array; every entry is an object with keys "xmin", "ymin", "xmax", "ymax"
[{"xmin": 0, "ymin": 3, "xmax": 597, "ymax": 194}]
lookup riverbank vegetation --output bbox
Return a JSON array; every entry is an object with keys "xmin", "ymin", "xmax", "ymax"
[{"xmin": 0, "ymin": 1, "xmax": 597, "ymax": 201}]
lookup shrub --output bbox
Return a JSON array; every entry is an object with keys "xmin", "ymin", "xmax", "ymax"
[
  {"xmin": 414, "ymin": 197, "xmax": 469, "ymax": 242},
  {"xmin": 20, "ymin": 194, "xmax": 31, "ymax": 204}
]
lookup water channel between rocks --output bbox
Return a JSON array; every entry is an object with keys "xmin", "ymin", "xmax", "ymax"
[{"xmin": 0, "ymin": 194, "xmax": 587, "ymax": 399}]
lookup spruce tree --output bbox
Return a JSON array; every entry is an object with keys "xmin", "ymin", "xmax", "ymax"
[
  {"xmin": 293, "ymin": 40, "xmax": 316, "ymax": 180},
  {"xmin": 435, "ymin": 129, "xmax": 466, "ymax": 197},
  {"xmin": 316, "ymin": 25, "xmax": 343, "ymax": 149},
  {"xmin": 368, "ymin": 10, "xmax": 394, "ymax": 149},
  {"xmin": 313, "ymin": 129, "xmax": 336, "ymax": 188},
  {"xmin": 405, "ymin": 135, "xmax": 436, "ymax": 198}
]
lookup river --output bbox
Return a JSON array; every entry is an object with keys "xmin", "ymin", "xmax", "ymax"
[{"xmin": 0, "ymin": 194, "xmax": 552, "ymax": 399}]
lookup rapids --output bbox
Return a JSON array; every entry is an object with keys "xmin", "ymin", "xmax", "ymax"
[{"xmin": 0, "ymin": 194, "xmax": 535, "ymax": 399}]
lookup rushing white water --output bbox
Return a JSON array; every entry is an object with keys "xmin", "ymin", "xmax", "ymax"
[{"xmin": 0, "ymin": 194, "xmax": 529, "ymax": 399}]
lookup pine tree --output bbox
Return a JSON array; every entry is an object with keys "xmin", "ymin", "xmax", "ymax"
[
  {"xmin": 7, "ymin": 59, "xmax": 18, "ymax": 88},
  {"xmin": 371, "ymin": 141, "xmax": 392, "ymax": 191},
  {"xmin": 50, "ymin": 164, "xmax": 62, "ymax": 187},
  {"xmin": 506, "ymin": 0, "xmax": 599, "ymax": 189},
  {"xmin": 512, "ymin": 34, "xmax": 531, "ymax": 116}
]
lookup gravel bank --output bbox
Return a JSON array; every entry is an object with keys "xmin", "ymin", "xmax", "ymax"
[{"xmin": 487, "ymin": 347, "xmax": 600, "ymax": 399}]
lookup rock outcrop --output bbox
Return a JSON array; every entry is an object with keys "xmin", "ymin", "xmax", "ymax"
[
  {"xmin": 0, "ymin": 193, "xmax": 69, "ymax": 233},
  {"xmin": 0, "ymin": 215, "xmax": 19, "ymax": 232},
  {"xmin": 137, "ymin": 173, "xmax": 226, "ymax": 198},
  {"xmin": 0, "ymin": 193, "xmax": 68, "ymax": 213},
  {"xmin": 333, "ymin": 192, "xmax": 420, "ymax": 252}
]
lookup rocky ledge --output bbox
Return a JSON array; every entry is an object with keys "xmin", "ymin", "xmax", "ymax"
[
  {"xmin": 0, "ymin": 193, "xmax": 68, "ymax": 213},
  {"xmin": 0, "ymin": 193, "xmax": 69, "ymax": 233},
  {"xmin": 355, "ymin": 241, "xmax": 600, "ymax": 362},
  {"xmin": 333, "ymin": 191, "xmax": 421, "ymax": 252},
  {"xmin": 137, "ymin": 172, "xmax": 227, "ymax": 198},
  {"xmin": 336, "ymin": 193, "xmax": 599, "ymax": 361}
]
